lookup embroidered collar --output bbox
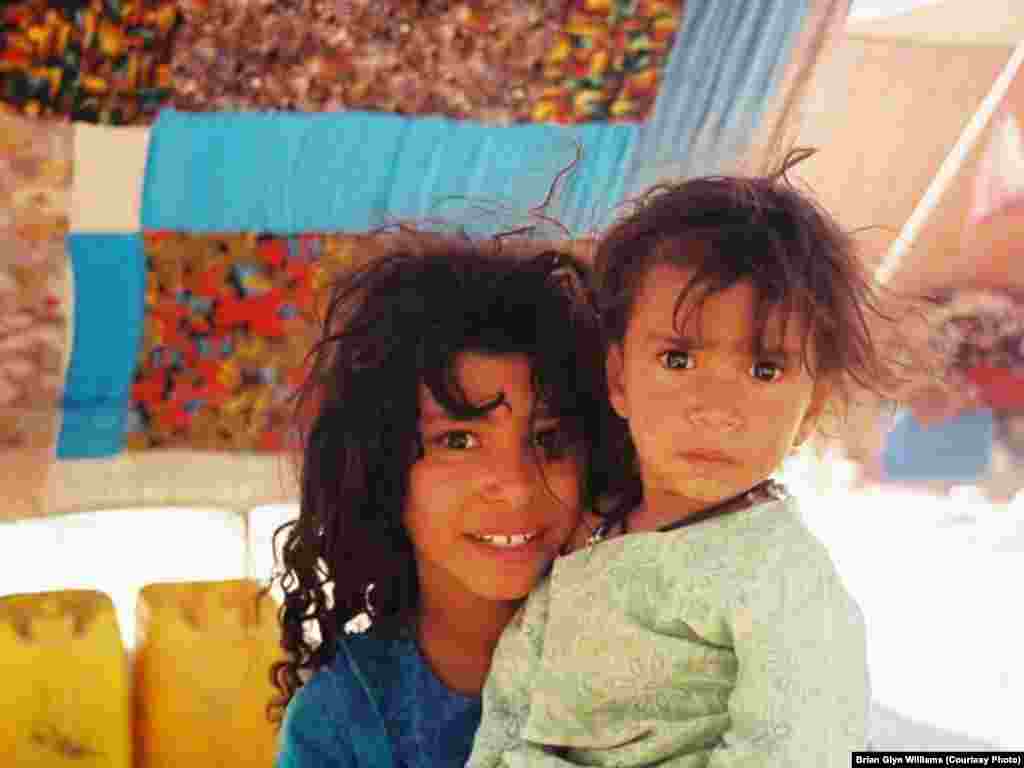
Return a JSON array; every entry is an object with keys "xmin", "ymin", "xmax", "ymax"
[{"xmin": 586, "ymin": 479, "xmax": 788, "ymax": 547}]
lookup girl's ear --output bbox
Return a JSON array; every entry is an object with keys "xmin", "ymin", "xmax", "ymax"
[
  {"xmin": 794, "ymin": 377, "xmax": 832, "ymax": 449},
  {"xmin": 606, "ymin": 344, "xmax": 628, "ymax": 422}
]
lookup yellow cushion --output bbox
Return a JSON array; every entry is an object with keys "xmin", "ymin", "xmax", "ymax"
[
  {"xmin": 133, "ymin": 579, "xmax": 283, "ymax": 768},
  {"xmin": 0, "ymin": 589, "xmax": 130, "ymax": 766}
]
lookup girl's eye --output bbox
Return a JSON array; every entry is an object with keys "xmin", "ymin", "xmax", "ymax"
[
  {"xmin": 751, "ymin": 361, "xmax": 783, "ymax": 382},
  {"xmin": 659, "ymin": 350, "xmax": 695, "ymax": 370},
  {"xmin": 436, "ymin": 431, "xmax": 478, "ymax": 450},
  {"xmin": 533, "ymin": 426, "xmax": 573, "ymax": 460}
]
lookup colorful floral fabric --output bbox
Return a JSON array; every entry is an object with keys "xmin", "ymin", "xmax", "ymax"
[
  {"xmin": 0, "ymin": 111, "xmax": 71, "ymax": 449},
  {"xmin": 171, "ymin": 0, "xmax": 566, "ymax": 118},
  {"xmin": 170, "ymin": 0, "xmax": 680, "ymax": 122},
  {"xmin": 0, "ymin": 0, "xmax": 179, "ymax": 124},
  {"xmin": 533, "ymin": 0, "xmax": 681, "ymax": 124},
  {"xmin": 129, "ymin": 232, "xmax": 365, "ymax": 452}
]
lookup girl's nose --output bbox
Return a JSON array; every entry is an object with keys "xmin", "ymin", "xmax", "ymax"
[{"xmin": 477, "ymin": 453, "xmax": 535, "ymax": 508}]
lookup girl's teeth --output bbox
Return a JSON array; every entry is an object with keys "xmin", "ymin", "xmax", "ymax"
[{"xmin": 475, "ymin": 533, "xmax": 536, "ymax": 547}]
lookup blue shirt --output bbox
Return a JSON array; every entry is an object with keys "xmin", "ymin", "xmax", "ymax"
[{"xmin": 277, "ymin": 629, "xmax": 482, "ymax": 768}]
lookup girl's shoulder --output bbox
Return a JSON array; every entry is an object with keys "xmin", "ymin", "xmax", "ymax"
[{"xmin": 279, "ymin": 630, "xmax": 404, "ymax": 767}]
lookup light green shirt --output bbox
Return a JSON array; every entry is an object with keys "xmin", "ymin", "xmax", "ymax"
[{"xmin": 467, "ymin": 496, "xmax": 869, "ymax": 767}]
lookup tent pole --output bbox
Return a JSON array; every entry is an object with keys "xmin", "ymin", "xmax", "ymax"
[{"xmin": 874, "ymin": 41, "xmax": 1024, "ymax": 285}]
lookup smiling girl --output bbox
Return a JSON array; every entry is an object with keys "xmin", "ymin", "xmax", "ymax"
[{"xmin": 270, "ymin": 232, "xmax": 612, "ymax": 768}]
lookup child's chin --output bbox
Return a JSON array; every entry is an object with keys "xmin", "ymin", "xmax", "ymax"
[{"xmin": 672, "ymin": 477, "xmax": 738, "ymax": 502}]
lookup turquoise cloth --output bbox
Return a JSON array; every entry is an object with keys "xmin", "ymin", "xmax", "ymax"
[
  {"xmin": 277, "ymin": 630, "xmax": 482, "ymax": 768},
  {"xmin": 57, "ymin": 234, "xmax": 146, "ymax": 459},
  {"xmin": 623, "ymin": 0, "xmax": 813, "ymax": 196},
  {"xmin": 468, "ymin": 496, "xmax": 869, "ymax": 767},
  {"xmin": 141, "ymin": 110, "xmax": 635, "ymax": 236}
]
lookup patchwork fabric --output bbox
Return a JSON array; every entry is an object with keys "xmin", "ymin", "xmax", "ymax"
[
  {"xmin": 169, "ymin": 0, "xmax": 679, "ymax": 122},
  {"xmin": 129, "ymin": 232, "xmax": 365, "ymax": 452},
  {"xmin": 59, "ymin": 233, "xmax": 146, "ymax": 460},
  {"xmin": 170, "ymin": 0, "xmax": 566, "ymax": 118},
  {"xmin": 70, "ymin": 122, "xmax": 149, "ymax": 232},
  {"xmin": 1, "ymin": 112, "xmax": 70, "ymax": 436},
  {"xmin": 0, "ymin": 0, "xmax": 180, "ymax": 124},
  {"xmin": 1, "ymin": 112, "xmax": 71, "ymax": 519},
  {"xmin": 0, "ymin": 111, "xmax": 72, "ymax": 269},
  {"xmin": 140, "ymin": 109, "xmax": 636, "ymax": 236},
  {"xmin": 532, "ymin": 0, "xmax": 681, "ymax": 123}
]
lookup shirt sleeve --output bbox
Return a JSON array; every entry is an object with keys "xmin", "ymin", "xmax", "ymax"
[
  {"xmin": 708, "ymin": 522, "xmax": 870, "ymax": 768},
  {"xmin": 276, "ymin": 672, "xmax": 359, "ymax": 768}
]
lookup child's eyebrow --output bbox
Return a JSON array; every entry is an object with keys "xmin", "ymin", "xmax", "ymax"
[
  {"xmin": 645, "ymin": 332, "xmax": 705, "ymax": 349},
  {"xmin": 644, "ymin": 332, "xmax": 794, "ymax": 357}
]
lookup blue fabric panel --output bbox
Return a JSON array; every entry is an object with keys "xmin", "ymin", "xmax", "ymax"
[
  {"xmin": 622, "ymin": 0, "xmax": 813, "ymax": 198},
  {"xmin": 881, "ymin": 408, "xmax": 994, "ymax": 483},
  {"xmin": 142, "ymin": 110, "xmax": 635, "ymax": 236},
  {"xmin": 58, "ymin": 234, "xmax": 146, "ymax": 459}
]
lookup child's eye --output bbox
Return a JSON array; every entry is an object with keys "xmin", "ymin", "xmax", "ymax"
[
  {"xmin": 658, "ymin": 350, "xmax": 695, "ymax": 370},
  {"xmin": 751, "ymin": 361, "xmax": 784, "ymax": 382},
  {"xmin": 533, "ymin": 426, "xmax": 573, "ymax": 460},
  {"xmin": 435, "ymin": 431, "xmax": 478, "ymax": 450}
]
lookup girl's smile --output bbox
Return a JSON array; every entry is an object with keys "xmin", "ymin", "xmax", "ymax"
[{"xmin": 465, "ymin": 530, "xmax": 549, "ymax": 562}]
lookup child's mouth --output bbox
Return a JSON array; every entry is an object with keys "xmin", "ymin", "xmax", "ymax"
[{"xmin": 679, "ymin": 451, "xmax": 735, "ymax": 464}]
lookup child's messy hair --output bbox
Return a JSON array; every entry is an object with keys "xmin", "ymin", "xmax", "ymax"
[
  {"xmin": 267, "ymin": 229, "xmax": 611, "ymax": 723},
  {"xmin": 596, "ymin": 148, "xmax": 901, "ymax": 406}
]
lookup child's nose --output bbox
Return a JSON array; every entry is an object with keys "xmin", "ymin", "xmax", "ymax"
[{"xmin": 686, "ymin": 405, "xmax": 744, "ymax": 432}]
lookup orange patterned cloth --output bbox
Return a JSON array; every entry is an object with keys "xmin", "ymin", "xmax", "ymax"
[
  {"xmin": 170, "ymin": 0, "xmax": 680, "ymax": 122},
  {"xmin": 129, "ymin": 232, "xmax": 367, "ymax": 452},
  {"xmin": 0, "ymin": 0, "xmax": 180, "ymax": 124}
]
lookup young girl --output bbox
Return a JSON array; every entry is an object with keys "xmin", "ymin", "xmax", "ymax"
[
  {"xmin": 467, "ymin": 152, "xmax": 898, "ymax": 767},
  {"xmin": 270, "ymin": 231, "xmax": 614, "ymax": 768}
]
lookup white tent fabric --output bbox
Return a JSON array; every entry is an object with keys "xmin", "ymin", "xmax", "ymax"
[{"xmin": 848, "ymin": 0, "xmax": 1024, "ymax": 46}]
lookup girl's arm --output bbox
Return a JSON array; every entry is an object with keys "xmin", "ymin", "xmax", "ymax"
[{"xmin": 708, "ymin": 527, "xmax": 870, "ymax": 768}]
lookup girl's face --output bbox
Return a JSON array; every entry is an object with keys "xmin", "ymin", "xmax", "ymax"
[
  {"xmin": 607, "ymin": 263, "xmax": 830, "ymax": 522},
  {"xmin": 404, "ymin": 352, "xmax": 581, "ymax": 612}
]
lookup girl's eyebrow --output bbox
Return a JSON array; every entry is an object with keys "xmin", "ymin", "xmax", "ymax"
[{"xmin": 420, "ymin": 399, "xmax": 515, "ymax": 427}]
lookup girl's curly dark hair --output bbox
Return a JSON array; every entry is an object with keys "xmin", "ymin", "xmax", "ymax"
[{"xmin": 266, "ymin": 230, "xmax": 614, "ymax": 724}]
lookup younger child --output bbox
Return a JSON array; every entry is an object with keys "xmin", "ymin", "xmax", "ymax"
[{"xmin": 467, "ymin": 151, "xmax": 895, "ymax": 767}]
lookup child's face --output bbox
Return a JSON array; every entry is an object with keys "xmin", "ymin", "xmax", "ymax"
[
  {"xmin": 607, "ymin": 263, "xmax": 829, "ymax": 513},
  {"xmin": 404, "ymin": 352, "xmax": 581, "ymax": 611}
]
